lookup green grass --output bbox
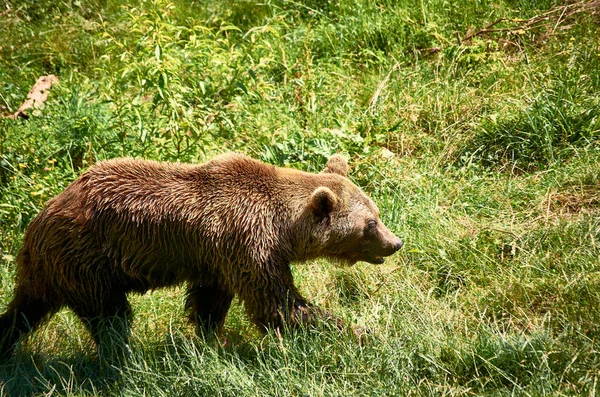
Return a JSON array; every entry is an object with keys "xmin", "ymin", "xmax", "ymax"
[{"xmin": 1, "ymin": 0, "xmax": 600, "ymax": 395}]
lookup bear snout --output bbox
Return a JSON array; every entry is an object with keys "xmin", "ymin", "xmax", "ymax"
[
  {"xmin": 392, "ymin": 238, "xmax": 403, "ymax": 252},
  {"xmin": 360, "ymin": 235, "xmax": 403, "ymax": 265},
  {"xmin": 377, "ymin": 226, "xmax": 403, "ymax": 256},
  {"xmin": 380, "ymin": 237, "xmax": 402, "ymax": 256}
]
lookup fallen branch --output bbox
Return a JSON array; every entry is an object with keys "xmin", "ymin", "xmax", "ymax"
[{"xmin": 3, "ymin": 75, "xmax": 59, "ymax": 120}]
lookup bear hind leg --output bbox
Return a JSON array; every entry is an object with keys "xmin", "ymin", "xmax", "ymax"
[
  {"xmin": 185, "ymin": 283, "xmax": 233, "ymax": 338},
  {"xmin": 0, "ymin": 287, "xmax": 59, "ymax": 358},
  {"xmin": 68, "ymin": 291, "xmax": 132, "ymax": 361}
]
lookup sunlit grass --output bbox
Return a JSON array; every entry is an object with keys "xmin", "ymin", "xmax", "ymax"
[{"xmin": 1, "ymin": 0, "xmax": 599, "ymax": 395}]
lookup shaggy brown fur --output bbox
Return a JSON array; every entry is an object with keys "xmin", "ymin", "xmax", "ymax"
[{"xmin": 0, "ymin": 154, "xmax": 402, "ymax": 357}]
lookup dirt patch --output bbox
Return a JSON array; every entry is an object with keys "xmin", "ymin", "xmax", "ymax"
[{"xmin": 541, "ymin": 183, "xmax": 600, "ymax": 217}]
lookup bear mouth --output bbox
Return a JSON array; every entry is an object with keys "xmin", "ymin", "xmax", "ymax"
[{"xmin": 363, "ymin": 251, "xmax": 385, "ymax": 265}]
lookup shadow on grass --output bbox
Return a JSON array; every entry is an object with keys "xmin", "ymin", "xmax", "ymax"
[
  {"xmin": 0, "ymin": 350, "xmax": 122, "ymax": 396},
  {"xmin": 0, "ymin": 322, "xmax": 366, "ymax": 396}
]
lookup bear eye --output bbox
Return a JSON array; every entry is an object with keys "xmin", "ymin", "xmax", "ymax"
[{"xmin": 367, "ymin": 220, "xmax": 377, "ymax": 230}]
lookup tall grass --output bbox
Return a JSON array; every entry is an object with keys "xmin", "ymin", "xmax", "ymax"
[{"xmin": 1, "ymin": 0, "xmax": 600, "ymax": 395}]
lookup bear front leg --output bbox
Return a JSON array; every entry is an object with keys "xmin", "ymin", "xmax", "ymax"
[
  {"xmin": 239, "ymin": 267, "xmax": 357, "ymax": 339},
  {"xmin": 236, "ymin": 265, "xmax": 323, "ymax": 332},
  {"xmin": 244, "ymin": 285, "xmax": 347, "ymax": 334},
  {"xmin": 241, "ymin": 284, "xmax": 308, "ymax": 332},
  {"xmin": 185, "ymin": 283, "xmax": 234, "ymax": 338}
]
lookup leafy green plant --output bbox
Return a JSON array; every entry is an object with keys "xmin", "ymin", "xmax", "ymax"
[{"xmin": 100, "ymin": 0, "xmax": 279, "ymax": 160}]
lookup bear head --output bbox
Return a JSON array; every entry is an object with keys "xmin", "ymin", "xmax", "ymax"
[{"xmin": 307, "ymin": 155, "xmax": 403, "ymax": 266}]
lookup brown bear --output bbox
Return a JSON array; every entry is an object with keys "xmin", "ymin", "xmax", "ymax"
[{"xmin": 0, "ymin": 153, "xmax": 402, "ymax": 357}]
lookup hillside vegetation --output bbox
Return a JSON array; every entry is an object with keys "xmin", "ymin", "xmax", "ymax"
[{"xmin": 1, "ymin": 0, "xmax": 599, "ymax": 395}]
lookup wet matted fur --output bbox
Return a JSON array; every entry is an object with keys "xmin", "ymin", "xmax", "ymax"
[{"xmin": 0, "ymin": 154, "xmax": 402, "ymax": 357}]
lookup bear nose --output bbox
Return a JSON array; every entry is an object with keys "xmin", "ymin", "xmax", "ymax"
[{"xmin": 392, "ymin": 239, "xmax": 403, "ymax": 252}]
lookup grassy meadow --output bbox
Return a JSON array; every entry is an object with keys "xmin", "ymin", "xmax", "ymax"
[{"xmin": 1, "ymin": 0, "xmax": 600, "ymax": 395}]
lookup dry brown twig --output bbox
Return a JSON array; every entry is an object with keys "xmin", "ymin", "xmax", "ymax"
[
  {"xmin": 462, "ymin": 0, "xmax": 600, "ymax": 44},
  {"xmin": 413, "ymin": 1, "xmax": 599, "ymax": 57}
]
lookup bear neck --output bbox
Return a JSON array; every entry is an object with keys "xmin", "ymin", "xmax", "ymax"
[{"xmin": 275, "ymin": 169, "xmax": 348, "ymax": 263}]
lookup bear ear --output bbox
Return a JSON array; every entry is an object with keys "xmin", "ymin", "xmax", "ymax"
[
  {"xmin": 309, "ymin": 187, "xmax": 338, "ymax": 218},
  {"xmin": 323, "ymin": 155, "xmax": 349, "ymax": 177}
]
